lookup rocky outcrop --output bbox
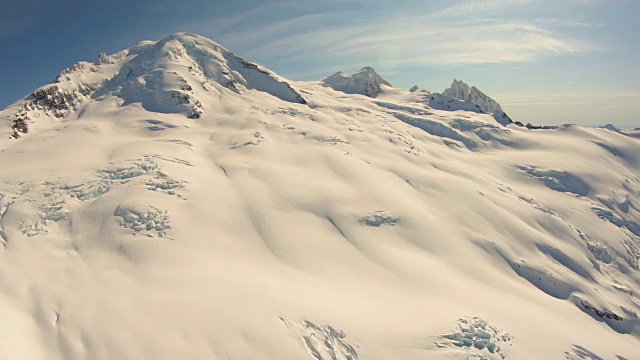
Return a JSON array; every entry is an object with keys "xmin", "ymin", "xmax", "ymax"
[{"xmin": 9, "ymin": 84, "xmax": 94, "ymax": 138}]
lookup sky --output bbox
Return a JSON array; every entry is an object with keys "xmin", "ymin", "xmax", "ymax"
[{"xmin": 1, "ymin": 0, "xmax": 638, "ymax": 127}]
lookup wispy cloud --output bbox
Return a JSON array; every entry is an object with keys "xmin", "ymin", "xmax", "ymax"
[
  {"xmin": 504, "ymin": 101, "xmax": 585, "ymax": 106},
  {"xmin": 496, "ymin": 90, "xmax": 639, "ymax": 108},
  {"xmin": 427, "ymin": 0, "xmax": 538, "ymax": 18},
  {"xmin": 221, "ymin": 16, "xmax": 596, "ymax": 68},
  {"xmin": 498, "ymin": 90, "xmax": 640, "ymax": 100},
  {"xmin": 182, "ymin": 0, "xmax": 602, "ymax": 75}
]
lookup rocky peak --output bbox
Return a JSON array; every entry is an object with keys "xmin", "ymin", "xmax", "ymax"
[
  {"xmin": 322, "ymin": 66, "xmax": 391, "ymax": 97},
  {"xmin": 443, "ymin": 79, "xmax": 501, "ymax": 114},
  {"xmin": 600, "ymin": 124, "xmax": 619, "ymax": 131},
  {"xmin": 441, "ymin": 79, "xmax": 513, "ymax": 126},
  {"xmin": 97, "ymin": 52, "xmax": 112, "ymax": 65}
]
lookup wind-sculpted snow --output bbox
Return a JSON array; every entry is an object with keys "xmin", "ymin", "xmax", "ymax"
[
  {"xmin": 282, "ymin": 319, "xmax": 359, "ymax": 360},
  {"xmin": 564, "ymin": 345, "xmax": 607, "ymax": 360},
  {"xmin": 393, "ymin": 113, "xmax": 477, "ymax": 149},
  {"xmin": 517, "ymin": 165, "xmax": 590, "ymax": 196},
  {"xmin": 0, "ymin": 33, "xmax": 639, "ymax": 359},
  {"xmin": 536, "ymin": 244, "xmax": 594, "ymax": 281},
  {"xmin": 593, "ymin": 141, "xmax": 634, "ymax": 163},
  {"xmin": 592, "ymin": 206, "xmax": 640, "ymax": 238},
  {"xmin": 507, "ymin": 258, "xmax": 578, "ymax": 300},
  {"xmin": 373, "ymin": 101, "xmax": 432, "ymax": 116}
]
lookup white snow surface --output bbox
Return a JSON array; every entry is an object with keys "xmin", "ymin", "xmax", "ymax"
[{"xmin": 0, "ymin": 32, "xmax": 639, "ymax": 359}]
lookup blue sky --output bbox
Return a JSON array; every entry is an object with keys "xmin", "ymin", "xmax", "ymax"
[{"xmin": 1, "ymin": 0, "xmax": 638, "ymax": 126}]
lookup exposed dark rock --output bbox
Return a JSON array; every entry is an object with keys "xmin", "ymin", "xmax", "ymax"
[
  {"xmin": 8, "ymin": 84, "xmax": 95, "ymax": 139},
  {"xmin": 581, "ymin": 301, "xmax": 623, "ymax": 321}
]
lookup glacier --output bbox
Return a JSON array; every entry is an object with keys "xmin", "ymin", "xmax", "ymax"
[{"xmin": 0, "ymin": 33, "xmax": 639, "ymax": 360}]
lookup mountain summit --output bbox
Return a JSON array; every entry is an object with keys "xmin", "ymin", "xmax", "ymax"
[
  {"xmin": 322, "ymin": 66, "xmax": 392, "ymax": 97},
  {"xmin": 425, "ymin": 79, "xmax": 513, "ymax": 126},
  {"xmin": 0, "ymin": 33, "xmax": 639, "ymax": 360},
  {"xmin": 3, "ymin": 32, "xmax": 306, "ymax": 139},
  {"xmin": 444, "ymin": 79, "xmax": 503, "ymax": 114}
]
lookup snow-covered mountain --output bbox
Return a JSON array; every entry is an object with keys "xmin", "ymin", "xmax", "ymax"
[
  {"xmin": 3, "ymin": 33, "xmax": 305, "ymax": 139},
  {"xmin": 424, "ymin": 79, "xmax": 514, "ymax": 126},
  {"xmin": 322, "ymin": 66, "xmax": 392, "ymax": 97},
  {"xmin": 1, "ymin": 33, "xmax": 639, "ymax": 360}
]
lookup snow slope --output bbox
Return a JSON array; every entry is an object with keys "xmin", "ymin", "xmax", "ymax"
[{"xmin": 0, "ymin": 32, "xmax": 639, "ymax": 360}]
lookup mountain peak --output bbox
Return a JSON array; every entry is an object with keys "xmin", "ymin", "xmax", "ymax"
[
  {"xmin": 599, "ymin": 124, "xmax": 620, "ymax": 131},
  {"xmin": 322, "ymin": 66, "xmax": 391, "ymax": 97},
  {"xmin": 2, "ymin": 32, "xmax": 306, "ymax": 138},
  {"xmin": 112, "ymin": 32, "xmax": 306, "ymax": 107},
  {"xmin": 162, "ymin": 32, "xmax": 214, "ymax": 42},
  {"xmin": 357, "ymin": 66, "xmax": 378, "ymax": 75},
  {"xmin": 437, "ymin": 78, "xmax": 513, "ymax": 126}
]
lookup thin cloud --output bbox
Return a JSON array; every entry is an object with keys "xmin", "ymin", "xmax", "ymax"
[
  {"xmin": 498, "ymin": 90, "xmax": 639, "ymax": 101},
  {"xmin": 183, "ymin": 0, "xmax": 602, "ymax": 74},
  {"xmin": 497, "ymin": 90, "xmax": 639, "ymax": 108},
  {"xmin": 215, "ymin": 15, "xmax": 595, "ymax": 68},
  {"xmin": 218, "ymin": 13, "xmax": 337, "ymax": 50},
  {"xmin": 427, "ymin": 0, "xmax": 538, "ymax": 18},
  {"xmin": 503, "ymin": 101, "xmax": 585, "ymax": 106}
]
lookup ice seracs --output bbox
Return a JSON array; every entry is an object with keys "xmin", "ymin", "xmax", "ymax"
[{"xmin": 322, "ymin": 66, "xmax": 392, "ymax": 97}]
